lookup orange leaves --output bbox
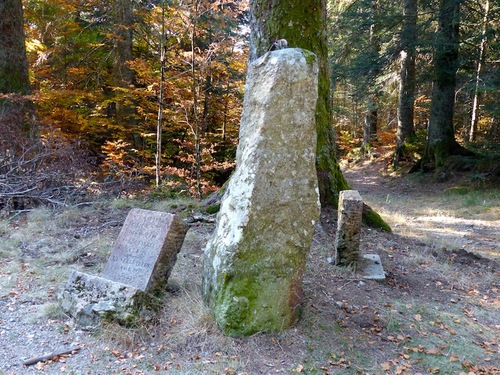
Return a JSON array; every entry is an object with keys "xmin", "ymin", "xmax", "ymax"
[
  {"xmin": 461, "ymin": 361, "xmax": 500, "ymax": 375},
  {"xmin": 292, "ymin": 364, "xmax": 304, "ymax": 372},
  {"xmin": 380, "ymin": 358, "xmax": 411, "ymax": 374}
]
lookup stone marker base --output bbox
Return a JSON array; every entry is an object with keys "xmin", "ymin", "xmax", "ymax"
[
  {"xmin": 327, "ymin": 254, "xmax": 385, "ymax": 280},
  {"xmin": 359, "ymin": 254, "xmax": 386, "ymax": 280},
  {"xmin": 58, "ymin": 271, "xmax": 153, "ymax": 330}
]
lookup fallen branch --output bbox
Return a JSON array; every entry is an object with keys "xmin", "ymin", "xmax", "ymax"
[{"xmin": 23, "ymin": 346, "xmax": 81, "ymax": 367}]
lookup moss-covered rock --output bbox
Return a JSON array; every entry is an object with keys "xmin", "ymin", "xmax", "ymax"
[
  {"xmin": 362, "ymin": 204, "xmax": 392, "ymax": 232},
  {"xmin": 202, "ymin": 49, "xmax": 320, "ymax": 336},
  {"xmin": 58, "ymin": 271, "xmax": 157, "ymax": 330}
]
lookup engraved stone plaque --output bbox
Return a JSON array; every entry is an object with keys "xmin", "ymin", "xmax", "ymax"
[{"xmin": 102, "ymin": 208, "xmax": 188, "ymax": 293}]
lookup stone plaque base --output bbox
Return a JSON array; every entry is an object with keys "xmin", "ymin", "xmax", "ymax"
[
  {"xmin": 58, "ymin": 271, "xmax": 152, "ymax": 330},
  {"xmin": 360, "ymin": 254, "xmax": 386, "ymax": 280}
]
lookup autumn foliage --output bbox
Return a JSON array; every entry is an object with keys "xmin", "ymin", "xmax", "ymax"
[{"xmin": 23, "ymin": 0, "xmax": 248, "ymax": 197}]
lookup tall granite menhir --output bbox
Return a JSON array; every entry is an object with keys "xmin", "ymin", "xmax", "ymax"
[{"xmin": 202, "ymin": 48, "xmax": 320, "ymax": 336}]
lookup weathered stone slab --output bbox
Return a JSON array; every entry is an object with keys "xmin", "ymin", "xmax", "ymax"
[
  {"xmin": 360, "ymin": 254, "xmax": 386, "ymax": 280},
  {"xmin": 102, "ymin": 208, "xmax": 188, "ymax": 293},
  {"xmin": 202, "ymin": 48, "xmax": 320, "ymax": 336},
  {"xmin": 58, "ymin": 271, "xmax": 148, "ymax": 330},
  {"xmin": 334, "ymin": 190, "xmax": 363, "ymax": 266},
  {"xmin": 59, "ymin": 209, "xmax": 188, "ymax": 328}
]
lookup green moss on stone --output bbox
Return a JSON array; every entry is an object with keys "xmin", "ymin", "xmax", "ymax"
[
  {"xmin": 204, "ymin": 204, "xmax": 220, "ymax": 215},
  {"xmin": 301, "ymin": 49, "xmax": 317, "ymax": 66},
  {"xmin": 209, "ymin": 235, "xmax": 306, "ymax": 336},
  {"xmin": 362, "ymin": 209, "xmax": 391, "ymax": 232}
]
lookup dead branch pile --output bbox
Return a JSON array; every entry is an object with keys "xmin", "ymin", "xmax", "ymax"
[{"xmin": 0, "ymin": 95, "xmax": 94, "ymax": 216}]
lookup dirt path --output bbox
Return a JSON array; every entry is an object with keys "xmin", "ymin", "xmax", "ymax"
[{"xmin": 342, "ymin": 157, "xmax": 500, "ymax": 262}]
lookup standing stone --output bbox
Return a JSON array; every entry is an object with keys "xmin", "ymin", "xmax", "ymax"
[
  {"xmin": 202, "ymin": 48, "xmax": 320, "ymax": 336},
  {"xmin": 334, "ymin": 190, "xmax": 363, "ymax": 266},
  {"xmin": 102, "ymin": 208, "xmax": 188, "ymax": 294}
]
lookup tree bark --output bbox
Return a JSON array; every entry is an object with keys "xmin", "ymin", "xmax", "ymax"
[
  {"xmin": 0, "ymin": 0, "xmax": 36, "ymax": 145},
  {"xmin": 394, "ymin": 0, "xmax": 417, "ymax": 166},
  {"xmin": 362, "ymin": 1, "xmax": 379, "ymax": 154},
  {"xmin": 362, "ymin": 96, "xmax": 378, "ymax": 155},
  {"xmin": 0, "ymin": 0, "xmax": 31, "ymax": 94},
  {"xmin": 249, "ymin": 0, "xmax": 350, "ymax": 207},
  {"xmin": 113, "ymin": 0, "xmax": 135, "ymax": 89},
  {"xmin": 469, "ymin": 0, "xmax": 489, "ymax": 143},
  {"xmin": 425, "ymin": 0, "xmax": 470, "ymax": 169},
  {"xmin": 111, "ymin": 0, "xmax": 137, "ymax": 145},
  {"xmin": 248, "ymin": 0, "xmax": 390, "ymax": 231}
]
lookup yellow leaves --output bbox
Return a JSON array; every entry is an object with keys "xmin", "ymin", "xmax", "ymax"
[
  {"xmin": 292, "ymin": 364, "xmax": 304, "ymax": 372},
  {"xmin": 463, "ymin": 308, "xmax": 475, "ymax": 318},
  {"xmin": 26, "ymin": 38, "xmax": 45, "ymax": 53},
  {"xmin": 381, "ymin": 362, "xmax": 392, "ymax": 371},
  {"xmin": 425, "ymin": 347, "xmax": 442, "ymax": 356},
  {"xmin": 329, "ymin": 357, "xmax": 350, "ymax": 368},
  {"xmin": 461, "ymin": 361, "xmax": 500, "ymax": 375},
  {"xmin": 380, "ymin": 358, "xmax": 411, "ymax": 374},
  {"xmin": 414, "ymin": 314, "xmax": 423, "ymax": 322}
]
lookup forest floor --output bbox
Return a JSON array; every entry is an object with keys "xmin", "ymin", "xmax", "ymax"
[{"xmin": 0, "ymin": 149, "xmax": 499, "ymax": 374}]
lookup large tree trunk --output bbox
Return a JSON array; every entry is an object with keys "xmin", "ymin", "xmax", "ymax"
[
  {"xmin": 248, "ymin": 0, "xmax": 390, "ymax": 231},
  {"xmin": 362, "ymin": 1, "xmax": 379, "ymax": 155},
  {"xmin": 113, "ymin": 0, "xmax": 135, "ymax": 89},
  {"xmin": 249, "ymin": 0, "xmax": 349, "ymax": 207},
  {"xmin": 0, "ymin": 0, "xmax": 35, "ymax": 141},
  {"xmin": 0, "ymin": 0, "xmax": 31, "ymax": 94},
  {"xmin": 111, "ymin": 0, "xmax": 139, "ymax": 146},
  {"xmin": 425, "ymin": 0, "xmax": 470, "ymax": 169},
  {"xmin": 394, "ymin": 0, "xmax": 417, "ymax": 166}
]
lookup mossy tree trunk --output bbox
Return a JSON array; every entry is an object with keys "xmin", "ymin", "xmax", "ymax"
[
  {"xmin": 0, "ymin": 0, "xmax": 36, "ymax": 146},
  {"xmin": 0, "ymin": 0, "xmax": 31, "ymax": 95},
  {"xmin": 248, "ymin": 0, "xmax": 390, "ymax": 231},
  {"xmin": 423, "ymin": 0, "xmax": 472, "ymax": 170},
  {"xmin": 249, "ymin": 0, "xmax": 349, "ymax": 207}
]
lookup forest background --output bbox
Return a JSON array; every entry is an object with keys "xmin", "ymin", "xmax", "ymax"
[{"xmin": 0, "ymin": 0, "xmax": 498, "ymax": 209}]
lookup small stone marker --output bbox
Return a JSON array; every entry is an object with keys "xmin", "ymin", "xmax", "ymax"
[
  {"xmin": 59, "ymin": 209, "xmax": 188, "ymax": 329},
  {"xmin": 102, "ymin": 208, "xmax": 188, "ymax": 293},
  {"xmin": 334, "ymin": 190, "xmax": 363, "ymax": 267}
]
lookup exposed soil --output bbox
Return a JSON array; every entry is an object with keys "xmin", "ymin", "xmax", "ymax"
[{"xmin": 0, "ymin": 155, "xmax": 498, "ymax": 374}]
